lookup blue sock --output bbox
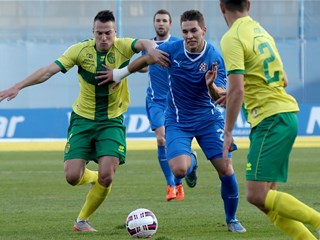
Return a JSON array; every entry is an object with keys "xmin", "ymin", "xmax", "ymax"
[
  {"xmin": 174, "ymin": 176, "xmax": 183, "ymax": 185},
  {"xmin": 220, "ymin": 173, "xmax": 239, "ymax": 223},
  {"xmin": 186, "ymin": 153, "xmax": 196, "ymax": 176},
  {"xmin": 158, "ymin": 146, "xmax": 174, "ymax": 186}
]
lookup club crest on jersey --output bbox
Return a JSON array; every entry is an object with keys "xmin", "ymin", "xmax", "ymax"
[
  {"xmin": 86, "ymin": 53, "xmax": 93, "ymax": 59},
  {"xmin": 107, "ymin": 52, "xmax": 115, "ymax": 64},
  {"xmin": 199, "ymin": 62, "xmax": 208, "ymax": 72}
]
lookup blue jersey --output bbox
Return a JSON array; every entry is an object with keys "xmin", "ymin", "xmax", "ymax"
[
  {"xmin": 144, "ymin": 35, "xmax": 180, "ymax": 107},
  {"xmin": 142, "ymin": 35, "xmax": 179, "ymax": 106},
  {"xmin": 158, "ymin": 40, "xmax": 227, "ymax": 126},
  {"xmin": 147, "ymin": 35, "xmax": 179, "ymax": 106}
]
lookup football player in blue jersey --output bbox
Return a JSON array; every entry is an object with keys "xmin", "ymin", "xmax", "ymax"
[
  {"xmin": 141, "ymin": 9, "xmax": 185, "ymax": 202},
  {"xmin": 98, "ymin": 10, "xmax": 246, "ymax": 233}
]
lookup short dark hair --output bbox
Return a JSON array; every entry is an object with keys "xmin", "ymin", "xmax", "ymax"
[
  {"xmin": 153, "ymin": 9, "xmax": 172, "ymax": 23},
  {"xmin": 180, "ymin": 10, "xmax": 205, "ymax": 28},
  {"xmin": 94, "ymin": 10, "xmax": 115, "ymax": 23},
  {"xmin": 220, "ymin": 0, "xmax": 248, "ymax": 12}
]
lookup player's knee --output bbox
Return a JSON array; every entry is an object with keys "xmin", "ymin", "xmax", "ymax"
[
  {"xmin": 173, "ymin": 172, "xmax": 186, "ymax": 179},
  {"xmin": 98, "ymin": 174, "xmax": 113, "ymax": 187},
  {"xmin": 246, "ymin": 191, "xmax": 264, "ymax": 208},
  {"xmin": 171, "ymin": 166, "xmax": 187, "ymax": 178},
  {"xmin": 156, "ymin": 136, "xmax": 165, "ymax": 146},
  {"xmin": 64, "ymin": 160, "xmax": 86, "ymax": 186},
  {"xmin": 65, "ymin": 172, "xmax": 81, "ymax": 186},
  {"xmin": 217, "ymin": 168, "xmax": 233, "ymax": 177}
]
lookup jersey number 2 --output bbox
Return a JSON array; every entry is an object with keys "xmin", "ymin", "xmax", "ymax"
[{"xmin": 258, "ymin": 42, "xmax": 280, "ymax": 84}]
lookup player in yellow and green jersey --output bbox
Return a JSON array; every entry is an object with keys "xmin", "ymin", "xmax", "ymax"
[
  {"xmin": 218, "ymin": 0, "xmax": 320, "ymax": 239},
  {"xmin": 0, "ymin": 10, "xmax": 167, "ymax": 232}
]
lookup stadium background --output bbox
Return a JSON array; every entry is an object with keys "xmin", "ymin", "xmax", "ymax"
[{"xmin": 0, "ymin": 0, "xmax": 319, "ymax": 141}]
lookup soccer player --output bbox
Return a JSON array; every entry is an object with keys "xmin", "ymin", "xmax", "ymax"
[
  {"xmin": 98, "ymin": 10, "xmax": 246, "ymax": 233},
  {"xmin": 219, "ymin": 0, "xmax": 320, "ymax": 239},
  {"xmin": 142, "ymin": 9, "xmax": 185, "ymax": 201},
  {"xmin": 0, "ymin": 10, "xmax": 166, "ymax": 232}
]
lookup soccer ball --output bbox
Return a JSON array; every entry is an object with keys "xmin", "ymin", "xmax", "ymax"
[{"xmin": 125, "ymin": 208, "xmax": 158, "ymax": 238}]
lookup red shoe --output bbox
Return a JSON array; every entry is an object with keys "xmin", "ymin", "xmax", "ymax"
[
  {"xmin": 166, "ymin": 185, "xmax": 176, "ymax": 201},
  {"xmin": 175, "ymin": 184, "xmax": 185, "ymax": 201}
]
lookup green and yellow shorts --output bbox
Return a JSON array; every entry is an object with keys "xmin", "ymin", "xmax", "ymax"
[
  {"xmin": 246, "ymin": 112, "xmax": 298, "ymax": 182},
  {"xmin": 64, "ymin": 112, "xmax": 126, "ymax": 165}
]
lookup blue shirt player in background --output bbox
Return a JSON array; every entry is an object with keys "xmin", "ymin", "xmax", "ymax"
[
  {"xmin": 142, "ymin": 9, "xmax": 185, "ymax": 202},
  {"xmin": 99, "ymin": 9, "xmax": 246, "ymax": 233}
]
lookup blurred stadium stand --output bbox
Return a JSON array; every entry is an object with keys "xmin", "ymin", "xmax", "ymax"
[{"xmin": 0, "ymin": 0, "xmax": 319, "ymax": 108}]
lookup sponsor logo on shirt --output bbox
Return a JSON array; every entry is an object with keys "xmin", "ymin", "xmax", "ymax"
[{"xmin": 173, "ymin": 59, "xmax": 182, "ymax": 67}]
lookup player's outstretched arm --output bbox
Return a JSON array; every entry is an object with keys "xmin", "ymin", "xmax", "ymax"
[
  {"xmin": 97, "ymin": 49, "xmax": 169, "ymax": 86},
  {"xmin": 0, "ymin": 63, "xmax": 61, "ymax": 102},
  {"xmin": 96, "ymin": 54, "xmax": 151, "ymax": 87}
]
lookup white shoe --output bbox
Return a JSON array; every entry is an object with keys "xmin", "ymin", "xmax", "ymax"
[{"xmin": 227, "ymin": 219, "xmax": 246, "ymax": 233}]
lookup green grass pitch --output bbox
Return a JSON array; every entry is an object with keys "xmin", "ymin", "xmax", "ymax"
[{"xmin": 1, "ymin": 147, "xmax": 319, "ymax": 240}]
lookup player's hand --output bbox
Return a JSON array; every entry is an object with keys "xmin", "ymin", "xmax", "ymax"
[
  {"xmin": 147, "ymin": 48, "xmax": 170, "ymax": 67},
  {"xmin": 206, "ymin": 62, "xmax": 218, "ymax": 86},
  {"xmin": 223, "ymin": 131, "xmax": 234, "ymax": 162},
  {"xmin": 206, "ymin": 63, "xmax": 226, "ymax": 101},
  {"xmin": 96, "ymin": 64, "xmax": 114, "ymax": 85},
  {"xmin": 0, "ymin": 86, "xmax": 20, "ymax": 102},
  {"xmin": 215, "ymin": 93, "xmax": 227, "ymax": 107}
]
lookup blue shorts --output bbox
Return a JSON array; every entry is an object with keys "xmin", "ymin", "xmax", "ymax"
[
  {"xmin": 146, "ymin": 99, "xmax": 165, "ymax": 131},
  {"xmin": 165, "ymin": 118, "xmax": 237, "ymax": 161}
]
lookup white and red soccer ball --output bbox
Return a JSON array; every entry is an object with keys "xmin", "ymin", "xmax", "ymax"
[{"xmin": 126, "ymin": 208, "xmax": 158, "ymax": 238}]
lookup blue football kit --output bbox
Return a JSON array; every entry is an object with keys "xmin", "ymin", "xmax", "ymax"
[
  {"xmin": 158, "ymin": 39, "xmax": 239, "ymax": 223},
  {"xmin": 157, "ymin": 40, "xmax": 235, "ymax": 160},
  {"xmin": 144, "ymin": 35, "xmax": 182, "ymax": 188}
]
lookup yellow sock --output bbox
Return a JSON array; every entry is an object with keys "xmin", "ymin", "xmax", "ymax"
[
  {"xmin": 267, "ymin": 210, "xmax": 317, "ymax": 240},
  {"xmin": 265, "ymin": 190, "xmax": 320, "ymax": 230},
  {"xmin": 77, "ymin": 182, "xmax": 111, "ymax": 221},
  {"xmin": 78, "ymin": 168, "xmax": 98, "ymax": 185}
]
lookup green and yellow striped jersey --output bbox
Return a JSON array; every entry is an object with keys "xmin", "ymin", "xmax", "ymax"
[
  {"xmin": 221, "ymin": 16, "xmax": 299, "ymax": 127},
  {"xmin": 55, "ymin": 37, "xmax": 138, "ymax": 121}
]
